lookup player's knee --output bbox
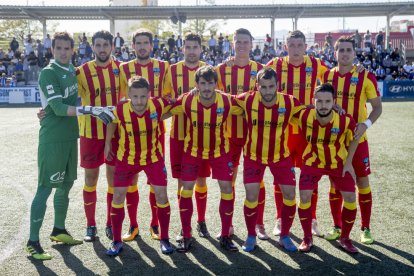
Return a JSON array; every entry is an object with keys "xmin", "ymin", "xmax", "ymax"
[
  {"xmin": 341, "ymin": 191, "xmax": 356, "ymax": 202},
  {"xmin": 85, "ymin": 169, "xmax": 99, "ymax": 186},
  {"xmin": 299, "ymin": 190, "xmax": 312, "ymax": 203},
  {"xmin": 113, "ymin": 188, "xmax": 127, "ymax": 204},
  {"xmin": 356, "ymin": 176, "xmax": 369, "ymax": 188}
]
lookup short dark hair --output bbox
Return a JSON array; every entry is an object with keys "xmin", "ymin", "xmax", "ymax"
[
  {"xmin": 314, "ymin": 83, "xmax": 335, "ymax": 97},
  {"xmin": 257, "ymin": 67, "xmax": 277, "ymax": 83},
  {"xmin": 132, "ymin": 28, "xmax": 153, "ymax": 44},
  {"xmin": 52, "ymin": 32, "xmax": 74, "ymax": 49},
  {"xmin": 92, "ymin": 30, "xmax": 114, "ymax": 46},
  {"xmin": 334, "ymin": 35, "xmax": 356, "ymax": 51},
  {"xmin": 234, "ymin": 28, "xmax": 253, "ymax": 41},
  {"xmin": 128, "ymin": 76, "xmax": 150, "ymax": 91},
  {"xmin": 286, "ymin": 30, "xmax": 306, "ymax": 43},
  {"xmin": 195, "ymin": 65, "xmax": 218, "ymax": 83},
  {"xmin": 184, "ymin": 32, "xmax": 202, "ymax": 46}
]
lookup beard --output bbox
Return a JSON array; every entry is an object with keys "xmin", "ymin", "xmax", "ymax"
[
  {"xmin": 96, "ymin": 54, "xmax": 110, "ymax": 63},
  {"xmin": 316, "ymin": 109, "xmax": 333, "ymax": 118}
]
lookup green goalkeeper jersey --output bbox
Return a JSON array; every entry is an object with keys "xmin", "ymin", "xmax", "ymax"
[{"xmin": 38, "ymin": 60, "xmax": 79, "ymax": 144}]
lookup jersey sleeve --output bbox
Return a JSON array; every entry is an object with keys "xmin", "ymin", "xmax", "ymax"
[
  {"xmin": 159, "ymin": 97, "xmax": 173, "ymax": 115},
  {"xmin": 38, "ymin": 69, "xmax": 70, "ymax": 116},
  {"xmin": 234, "ymin": 92, "xmax": 248, "ymax": 110},
  {"xmin": 75, "ymin": 67, "xmax": 84, "ymax": 98},
  {"xmin": 162, "ymin": 66, "xmax": 174, "ymax": 98},
  {"xmin": 265, "ymin": 58, "xmax": 277, "ymax": 71},
  {"xmin": 291, "ymin": 96, "xmax": 307, "ymax": 116},
  {"xmin": 230, "ymin": 95, "xmax": 244, "ymax": 115},
  {"xmin": 317, "ymin": 58, "xmax": 329, "ymax": 81},
  {"xmin": 169, "ymin": 95, "xmax": 185, "ymax": 115},
  {"xmin": 215, "ymin": 65, "xmax": 225, "ymax": 91},
  {"xmin": 119, "ymin": 64, "xmax": 128, "ymax": 101},
  {"xmin": 365, "ymin": 72, "xmax": 381, "ymax": 99},
  {"xmin": 345, "ymin": 115, "xmax": 357, "ymax": 145}
]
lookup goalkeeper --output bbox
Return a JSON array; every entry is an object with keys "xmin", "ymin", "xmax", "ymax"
[{"xmin": 26, "ymin": 32, "xmax": 114, "ymax": 260}]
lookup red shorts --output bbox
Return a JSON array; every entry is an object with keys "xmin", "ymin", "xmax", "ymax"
[
  {"xmin": 170, "ymin": 138, "xmax": 210, "ymax": 179},
  {"xmin": 181, "ymin": 153, "xmax": 233, "ymax": 182},
  {"xmin": 114, "ymin": 160, "xmax": 167, "ymax": 187},
  {"xmin": 352, "ymin": 140, "xmax": 371, "ymax": 177},
  {"xmin": 299, "ymin": 165, "xmax": 356, "ymax": 192},
  {"xmin": 80, "ymin": 137, "xmax": 118, "ymax": 169},
  {"xmin": 287, "ymin": 130, "xmax": 307, "ymax": 168},
  {"xmin": 244, "ymin": 157, "xmax": 296, "ymax": 186},
  {"xmin": 229, "ymin": 137, "xmax": 246, "ymax": 167}
]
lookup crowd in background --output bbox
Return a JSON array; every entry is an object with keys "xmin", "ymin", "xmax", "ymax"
[{"xmin": 1, "ymin": 29, "xmax": 413, "ymax": 87}]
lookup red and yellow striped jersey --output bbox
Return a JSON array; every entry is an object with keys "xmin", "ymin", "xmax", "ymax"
[
  {"xmin": 119, "ymin": 58, "xmax": 169, "ymax": 99},
  {"xmin": 215, "ymin": 60, "xmax": 264, "ymax": 139},
  {"xmin": 113, "ymin": 98, "xmax": 171, "ymax": 166},
  {"xmin": 266, "ymin": 56, "xmax": 327, "ymax": 105},
  {"xmin": 76, "ymin": 59, "xmax": 121, "ymax": 139},
  {"xmin": 170, "ymin": 91, "xmax": 243, "ymax": 159},
  {"xmin": 323, "ymin": 66, "xmax": 380, "ymax": 142},
  {"xmin": 163, "ymin": 60, "xmax": 206, "ymax": 140},
  {"xmin": 294, "ymin": 109, "xmax": 356, "ymax": 169},
  {"xmin": 236, "ymin": 91, "xmax": 304, "ymax": 164}
]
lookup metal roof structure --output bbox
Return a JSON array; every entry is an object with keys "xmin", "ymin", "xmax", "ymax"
[{"xmin": 0, "ymin": 2, "xmax": 413, "ymax": 21}]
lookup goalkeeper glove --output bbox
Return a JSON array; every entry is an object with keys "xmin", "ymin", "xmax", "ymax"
[{"xmin": 77, "ymin": 106, "xmax": 115, "ymax": 125}]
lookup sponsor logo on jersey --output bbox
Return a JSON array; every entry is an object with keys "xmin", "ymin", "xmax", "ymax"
[
  {"xmin": 216, "ymin": 107, "xmax": 225, "ymax": 116},
  {"xmin": 113, "ymin": 69, "xmax": 120, "ymax": 76},
  {"xmin": 331, "ymin": 127, "xmax": 340, "ymax": 135},
  {"xmin": 278, "ymin": 107, "xmax": 286, "ymax": 115},
  {"xmin": 350, "ymin": 77, "xmax": 359, "ymax": 85},
  {"xmin": 46, "ymin": 85, "xmax": 55, "ymax": 95},
  {"xmin": 150, "ymin": 112, "xmax": 158, "ymax": 120},
  {"xmin": 305, "ymin": 67, "xmax": 313, "ymax": 75},
  {"xmin": 62, "ymin": 75, "xmax": 67, "ymax": 79},
  {"xmin": 250, "ymin": 70, "xmax": 257, "ymax": 79},
  {"xmin": 50, "ymin": 171, "xmax": 66, "ymax": 184}
]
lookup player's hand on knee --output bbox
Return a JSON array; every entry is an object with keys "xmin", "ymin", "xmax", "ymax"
[{"xmin": 77, "ymin": 106, "xmax": 115, "ymax": 125}]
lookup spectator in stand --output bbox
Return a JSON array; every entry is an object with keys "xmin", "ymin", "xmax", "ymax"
[
  {"xmin": 176, "ymin": 35, "xmax": 183, "ymax": 51},
  {"xmin": 114, "ymin": 32, "xmax": 125, "ymax": 52},
  {"xmin": 79, "ymin": 37, "xmax": 87, "ymax": 58},
  {"xmin": 0, "ymin": 62, "xmax": 6, "ymax": 75},
  {"xmin": 10, "ymin": 37, "xmax": 19, "ymax": 53},
  {"xmin": 208, "ymin": 34, "xmax": 217, "ymax": 55},
  {"xmin": 218, "ymin": 33, "xmax": 224, "ymax": 54},
  {"xmin": 36, "ymin": 39, "xmax": 45, "ymax": 67},
  {"xmin": 354, "ymin": 30, "xmax": 362, "ymax": 49},
  {"xmin": 153, "ymin": 34, "xmax": 160, "ymax": 56},
  {"xmin": 374, "ymin": 65, "xmax": 385, "ymax": 81},
  {"xmin": 363, "ymin": 56, "xmax": 372, "ymax": 68},
  {"xmin": 0, "ymin": 73, "xmax": 6, "ymax": 87},
  {"xmin": 398, "ymin": 67, "xmax": 408, "ymax": 80},
  {"xmin": 403, "ymin": 60, "xmax": 413, "ymax": 73},
  {"xmin": 0, "ymin": 48, "xmax": 4, "ymax": 60},
  {"xmin": 325, "ymin": 32, "xmax": 333, "ymax": 48},
  {"xmin": 121, "ymin": 47, "xmax": 129, "ymax": 61},
  {"xmin": 7, "ymin": 48, "xmax": 14, "ymax": 59},
  {"xmin": 382, "ymin": 55, "xmax": 392, "ymax": 69},
  {"xmin": 223, "ymin": 36, "xmax": 231, "ymax": 55},
  {"xmin": 25, "ymin": 34, "xmax": 34, "ymax": 55},
  {"xmin": 253, "ymin": 45, "xmax": 261, "ymax": 62},
  {"xmin": 168, "ymin": 34, "xmax": 176, "ymax": 53},
  {"xmin": 364, "ymin": 30, "xmax": 372, "ymax": 48},
  {"xmin": 265, "ymin": 33, "xmax": 272, "ymax": 47},
  {"xmin": 7, "ymin": 60, "xmax": 16, "ymax": 76},
  {"xmin": 43, "ymin": 34, "xmax": 52, "ymax": 55},
  {"xmin": 27, "ymin": 51, "xmax": 39, "ymax": 82},
  {"xmin": 375, "ymin": 31, "xmax": 384, "ymax": 52}
]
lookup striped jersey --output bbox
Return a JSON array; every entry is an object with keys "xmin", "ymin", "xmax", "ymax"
[
  {"xmin": 216, "ymin": 60, "xmax": 264, "ymax": 139},
  {"xmin": 163, "ymin": 60, "xmax": 206, "ymax": 140},
  {"xmin": 170, "ymin": 91, "xmax": 243, "ymax": 159},
  {"xmin": 323, "ymin": 66, "xmax": 380, "ymax": 142},
  {"xmin": 76, "ymin": 59, "xmax": 121, "ymax": 139},
  {"xmin": 113, "ymin": 98, "xmax": 171, "ymax": 166},
  {"xmin": 236, "ymin": 91, "xmax": 304, "ymax": 164},
  {"xmin": 294, "ymin": 109, "xmax": 356, "ymax": 169}
]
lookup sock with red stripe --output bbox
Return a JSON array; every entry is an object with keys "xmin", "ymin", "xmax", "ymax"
[
  {"xmin": 195, "ymin": 184, "xmax": 207, "ymax": 223},
  {"xmin": 329, "ymin": 186, "xmax": 343, "ymax": 228},
  {"xmin": 83, "ymin": 184, "xmax": 97, "ymax": 227},
  {"xmin": 126, "ymin": 185, "xmax": 139, "ymax": 228},
  {"xmin": 111, "ymin": 202, "xmax": 125, "ymax": 243},
  {"xmin": 256, "ymin": 181, "xmax": 266, "ymax": 225},
  {"xmin": 179, "ymin": 189, "xmax": 193, "ymax": 238},
  {"xmin": 220, "ymin": 192, "xmax": 234, "ymax": 237},
  {"xmin": 358, "ymin": 186, "xmax": 372, "ymax": 229},
  {"xmin": 149, "ymin": 186, "xmax": 159, "ymax": 227},
  {"xmin": 298, "ymin": 201, "xmax": 312, "ymax": 238},
  {"xmin": 341, "ymin": 201, "xmax": 357, "ymax": 239},
  {"xmin": 244, "ymin": 199, "xmax": 258, "ymax": 236},
  {"xmin": 274, "ymin": 184, "xmax": 283, "ymax": 219},
  {"xmin": 281, "ymin": 198, "xmax": 296, "ymax": 237},
  {"xmin": 156, "ymin": 201, "xmax": 171, "ymax": 240}
]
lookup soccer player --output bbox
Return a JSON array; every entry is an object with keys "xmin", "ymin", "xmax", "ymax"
[
  {"xmin": 163, "ymin": 32, "xmax": 211, "ymax": 239},
  {"xmin": 119, "ymin": 28, "xmax": 169, "ymax": 241},
  {"xmin": 235, "ymin": 68, "xmax": 304, "ymax": 252},
  {"xmin": 266, "ymin": 30, "xmax": 328, "ymax": 237},
  {"xmin": 323, "ymin": 36, "xmax": 382, "ymax": 245},
  {"xmin": 104, "ymin": 76, "xmax": 173, "ymax": 256},
  {"xmin": 26, "ymin": 32, "xmax": 114, "ymax": 260},
  {"xmin": 76, "ymin": 30, "xmax": 140, "ymax": 242},
  {"xmin": 168, "ymin": 66, "xmax": 243, "ymax": 252},
  {"xmin": 294, "ymin": 83, "xmax": 360, "ymax": 254},
  {"xmin": 215, "ymin": 28, "xmax": 265, "ymax": 239}
]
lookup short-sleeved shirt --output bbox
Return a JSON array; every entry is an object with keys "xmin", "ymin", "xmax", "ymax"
[
  {"xmin": 236, "ymin": 91, "xmax": 304, "ymax": 164},
  {"xmin": 38, "ymin": 60, "xmax": 79, "ymax": 144},
  {"xmin": 170, "ymin": 91, "xmax": 243, "ymax": 159},
  {"xmin": 113, "ymin": 98, "xmax": 171, "ymax": 166},
  {"xmin": 293, "ymin": 109, "xmax": 356, "ymax": 170}
]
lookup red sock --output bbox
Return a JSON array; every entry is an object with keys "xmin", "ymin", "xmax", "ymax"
[
  {"xmin": 106, "ymin": 188, "xmax": 114, "ymax": 226},
  {"xmin": 83, "ymin": 185, "xmax": 97, "ymax": 227},
  {"xmin": 329, "ymin": 187, "xmax": 343, "ymax": 228},
  {"xmin": 281, "ymin": 198, "xmax": 296, "ymax": 237},
  {"xmin": 179, "ymin": 190, "xmax": 193, "ymax": 238},
  {"xmin": 111, "ymin": 203, "xmax": 125, "ymax": 242},
  {"xmin": 358, "ymin": 186, "xmax": 372, "ymax": 229},
  {"xmin": 157, "ymin": 202, "xmax": 171, "ymax": 240},
  {"xmin": 244, "ymin": 200, "xmax": 258, "ymax": 236},
  {"xmin": 149, "ymin": 187, "xmax": 159, "ymax": 227},
  {"xmin": 311, "ymin": 188, "xmax": 318, "ymax": 220},
  {"xmin": 220, "ymin": 193, "xmax": 234, "ymax": 237},
  {"xmin": 256, "ymin": 182, "xmax": 265, "ymax": 225},
  {"xmin": 298, "ymin": 202, "xmax": 312, "ymax": 238},
  {"xmin": 230, "ymin": 181, "xmax": 236, "ymax": 227},
  {"xmin": 126, "ymin": 186, "xmax": 139, "ymax": 228},
  {"xmin": 274, "ymin": 184, "xmax": 283, "ymax": 219},
  {"xmin": 341, "ymin": 202, "xmax": 357, "ymax": 239},
  {"xmin": 195, "ymin": 184, "xmax": 207, "ymax": 223}
]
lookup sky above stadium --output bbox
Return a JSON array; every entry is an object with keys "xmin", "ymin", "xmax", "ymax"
[{"xmin": 1, "ymin": 0, "xmax": 414, "ymax": 39}]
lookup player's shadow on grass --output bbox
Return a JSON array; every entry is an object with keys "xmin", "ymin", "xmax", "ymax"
[
  {"xmin": 28, "ymin": 257, "xmax": 59, "ymax": 276},
  {"xmin": 51, "ymin": 244, "xmax": 95, "ymax": 275},
  {"xmin": 91, "ymin": 237, "xmax": 125, "ymax": 273},
  {"xmin": 374, "ymin": 241, "xmax": 414, "ymax": 265}
]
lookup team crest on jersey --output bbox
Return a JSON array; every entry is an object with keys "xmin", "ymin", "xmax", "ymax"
[
  {"xmin": 216, "ymin": 107, "xmax": 225, "ymax": 116},
  {"xmin": 250, "ymin": 71, "xmax": 257, "ymax": 79},
  {"xmin": 46, "ymin": 84, "xmax": 55, "ymax": 95},
  {"xmin": 153, "ymin": 67, "xmax": 161, "ymax": 76},
  {"xmin": 331, "ymin": 128, "xmax": 340, "ymax": 135},
  {"xmin": 150, "ymin": 112, "xmax": 158, "ymax": 120},
  {"xmin": 113, "ymin": 69, "xmax": 120, "ymax": 76},
  {"xmin": 278, "ymin": 107, "xmax": 286, "ymax": 115},
  {"xmin": 350, "ymin": 77, "xmax": 359, "ymax": 85},
  {"xmin": 305, "ymin": 67, "xmax": 313, "ymax": 76},
  {"xmin": 363, "ymin": 157, "xmax": 369, "ymax": 166}
]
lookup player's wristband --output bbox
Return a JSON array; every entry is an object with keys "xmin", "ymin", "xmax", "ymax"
[{"xmin": 363, "ymin": 119, "xmax": 372, "ymax": 129}]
